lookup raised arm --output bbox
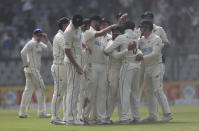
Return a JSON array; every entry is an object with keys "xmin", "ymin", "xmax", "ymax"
[{"xmin": 40, "ymin": 33, "xmax": 53, "ymax": 51}]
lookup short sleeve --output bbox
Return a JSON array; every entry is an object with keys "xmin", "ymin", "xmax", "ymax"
[
  {"xmin": 82, "ymin": 30, "xmax": 96, "ymax": 43},
  {"xmin": 160, "ymin": 27, "xmax": 169, "ymax": 43},
  {"xmin": 64, "ymin": 30, "xmax": 73, "ymax": 49}
]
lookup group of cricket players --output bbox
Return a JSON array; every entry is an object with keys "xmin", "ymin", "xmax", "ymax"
[{"xmin": 19, "ymin": 11, "xmax": 173, "ymax": 125}]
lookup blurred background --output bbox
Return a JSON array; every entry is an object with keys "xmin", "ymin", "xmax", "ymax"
[{"xmin": 0, "ymin": 0, "xmax": 199, "ymax": 109}]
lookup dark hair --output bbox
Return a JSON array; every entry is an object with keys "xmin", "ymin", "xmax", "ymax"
[
  {"xmin": 141, "ymin": 11, "xmax": 154, "ymax": 19},
  {"xmin": 122, "ymin": 21, "xmax": 135, "ymax": 31},
  {"xmin": 57, "ymin": 17, "xmax": 70, "ymax": 29},
  {"xmin": 89, "ymin": 15, "xmax": 102, "ymax": 23},
  {"xmin": 72, "ymin": 14, "xmax": 83, "ymax": 27},
  {"xmin": 112, "ymin": 26, "xmax": 122, "ymax": 33}
]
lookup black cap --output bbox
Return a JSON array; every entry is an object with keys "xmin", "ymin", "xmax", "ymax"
[
  {"xmin": 89, "ymin": 15, "xmax": 102, "ymax": 22},
  {"xmin": 141, "ymin": 11, "xmax": 154, "ymax": 19},
  {"xmin": 82, "ymin": 18, "xmax": 90, "ymax": 27},
  {"xmin": 57, "ymin": 17, "xmax": 70, "ymax": 29},
  {"xmin": 72, "ymin": 14, "xmax": 83, "ymax": 27},
  {"xmin": 33, "ymin": 28, "xmax": 43, "ymax": 35},
  {"xmin": 139, "ymin": 20, "xmax": 153, "ymax": 31},
  {"xmin": 101, "ymin": 18, "xmax": 110, "ymax": 24}
]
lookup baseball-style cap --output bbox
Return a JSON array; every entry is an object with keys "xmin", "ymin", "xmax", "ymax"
[
  {"xmin": 72, "ymin": 14, "xmax": 83, "ymax": 27},
  {"xmin": 139, "ymin": 20, "xmax": 153, "ymax": 30},
  {"xmin": 101, "ymin": 17, "xmax": 110, "ymax": 24},
  {"xmin": 89, "ymin": 15, "xmax": 102, "ymax": 22},
  {"xmin": 33, "ymin": 28, "xmax": 43, "ymax": 35}
]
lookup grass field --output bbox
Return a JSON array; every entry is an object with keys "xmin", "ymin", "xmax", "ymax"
[{"xmin": 0, "ymin": 105, "xmax": 199, "ymax": 131}]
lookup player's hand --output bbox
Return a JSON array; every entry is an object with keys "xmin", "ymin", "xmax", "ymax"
[
  {"xmin": 76, "ymin": 66, "xmax": 83, "ymax": 75},
  {"xmin": 118, "ymin": 13, "xmax": 128, "ymax": 25},
  {"xmin": 86, "ymin": 46, "xmax": 92, "ymax": 55},
  {"xmin": 128, "ymin": 42, "xmax": 136, "ymax": 50},
  {"xmin": 136, "ymin": 54, "xmax": 143, "ymax": 61},
  {"xmin": 42, "ymin": 33, "xmax": 49, "ymax": 41},
  {"xmin": 164, "ymin": 42, "xmax": 170, "ymax": 48}
]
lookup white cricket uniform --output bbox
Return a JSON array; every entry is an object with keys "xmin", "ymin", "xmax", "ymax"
[
  {"xmin": 142, "ymin": 24, "xmax": 169, "ymax": 119},
  {"xmin": 106, "ymin": 40, "xmax": 129, "ymax": 120},
  {"xmin": 51, "ymin": 30, "xmax": 68, "ymax": 121},
  {"xmin": 153, "ymin": 24, "xmax": 169, "ymax": 75},
  {"xmin": 139, "ymin": 33, "xmax": 171, "ymax": 119},
  {"xmin": 104, "ymin": 29, "xmax": 142, "ymax": 121},
  {"xmin": 82, "ymin": 27, "xmax": 109, "ymax": 121},
  {"xmin": 19, "ymin": 38, "xmax": 52, "ymax": 116},
  {"xmin": 63, "ymin": 21, "xmax": 82, "ymax": 122}
]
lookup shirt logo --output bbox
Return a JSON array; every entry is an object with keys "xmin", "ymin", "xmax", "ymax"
[
  {"xmin": 95, "ymin": 41, "xmax": 102, "ymax": 46},
  {"xmin": 142, "ymin": 47, "xmax": 152, "ymax": 53}
]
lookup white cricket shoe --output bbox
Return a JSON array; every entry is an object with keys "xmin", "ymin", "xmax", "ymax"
[
  {"xmin": 73, "ymin": 120, "xmax": 85, "ymax": 125},
  {"xmin": 160, "ymin": 113, "xmax": 173, "ymax": 122},
  {"xmin": 38, "ymin": 113, "xmax": 51, "ymax": 118}
]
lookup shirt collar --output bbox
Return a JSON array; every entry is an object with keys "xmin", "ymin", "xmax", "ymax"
[
  {"xmin": 58, "ymin": 29, "xmax": 64, "ymax": 35},
  {"xmin": 90, "ymin": 26, "xmax": 96, "ymax": 32}
]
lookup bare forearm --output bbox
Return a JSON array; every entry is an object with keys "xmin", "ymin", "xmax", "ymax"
[{"xmin": 95, "ymin": 24, "xmax": 118, "ymax": 37}]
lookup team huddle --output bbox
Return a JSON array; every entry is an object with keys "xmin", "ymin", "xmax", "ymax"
[{"xmin": 19, "ymin": 11, "xmax": 173, "ymax": 125}]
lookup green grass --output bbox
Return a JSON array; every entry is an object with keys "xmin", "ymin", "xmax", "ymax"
[{"xmin": 0, "ymin": 106, "xmax": 199, "ymax": 131}]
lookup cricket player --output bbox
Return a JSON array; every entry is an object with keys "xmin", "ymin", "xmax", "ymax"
[
  {"xmin": 64, "ymin": 14, "xmax": 84, "ymax": 125},
  {"xmin": 104, "ymin": 21, "xmax": 143, "ymax": 124},
  {"xmin": 19, "ymin": 29, "xmax": 52, "ymax": 118},
  {"xmin": 51, "ymin": 17, "xmax": 70, "ymax": 125},
  {"xmin": 105, "ymin": 26, "xmax": 126, "ymax": 121},
  {"xmin": 140, "ymin": 11, "xmax": 171, "ymax": 122},
  {"xmin": 138, "ymin": 20, "xmax": 173, "ymax": 122},
  {"xmin": 81, "ymin": 14, "xmax": 128, "ymax": 124}
]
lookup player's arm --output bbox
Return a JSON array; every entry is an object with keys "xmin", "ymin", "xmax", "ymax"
[
  {"xmin": 95, "ymin": 13, "xmax": 128, "ymax": 38},
  {"xmin": 143, "ymin": 38, "xmax": 163, "ymax": 60},
  {"xmin": 64, "ymin": 31, "xmax": 83, "ymax": 75},
  {"xmin": 40, "ymin": 33, "xmax": 53, "ymax": 51},
  {"xmin": 110, "ymin": 49, "xmax": 128, "ymax": 59},
  {"xmin": 20, "ymin": 42, "xmax": 32, "ymax": 68},
  {"xmin": 160, "ymin": 27, "xmax": 170, "ymax": 48}
]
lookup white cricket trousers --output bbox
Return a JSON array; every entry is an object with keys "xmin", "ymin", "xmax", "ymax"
[
  {"xmin": 19, "ymin": 68, "xmax": 46, "ymax": 116},
  {"xmin": 65, "ymin": 62, "xmax": 81, "ymax": 121},
  {"xmin": 119, "ymin": 63, "xmax": 141, "ymax": 121},
  {"xmin": 82, "ymin": 63, "xmax": 108, "ymax": 121},
  {"xmin": 145, "ymin": 63, "xmax": 171, "ymax": 119},
  {"xmin": 107, "ymin": 65, "xmax": 122, "ymax": 119},
  {"xmin": 51, "ymin": 64, "xmax": 67, "ymax": 121}
]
